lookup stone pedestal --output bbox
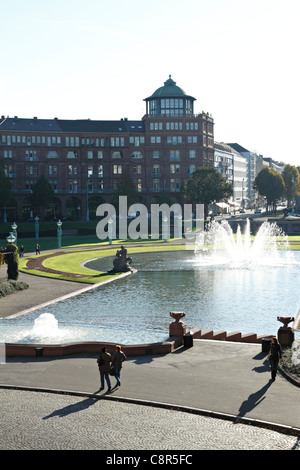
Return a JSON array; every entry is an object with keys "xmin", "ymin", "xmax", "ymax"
[
  {"xmin": 169, "ymin": 311, "xmax": 186, "ymax": 345},
  {"xmin": 277, "ymin": 316, "xmax": 295, "ymax": 348}
]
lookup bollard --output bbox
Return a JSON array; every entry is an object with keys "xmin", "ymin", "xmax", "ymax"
[
  {"xmin": 35, "ymin": 347, "xmax": 43, "ymax": 357},
  {"xmin": 184, "ymin": 332, "xmax": 193, "ymax": 348}
]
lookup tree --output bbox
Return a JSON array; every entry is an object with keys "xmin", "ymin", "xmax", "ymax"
[
  {"xmin": 111, "ymin": 171, "xmax": 142, "ymax": 210},
  {"xmin": 31, "ymin": 175, "xmax": 54, "ymax": 214},
  {"xmin": 253, "ymin": 167, "xmax": 285, "ymax": 213},
  {"xmin": 184, "ymin": 167, "xmax": 233, "ymax": 221},
  {"xmin": 281, "ymin": 164, "xmax": 300, "ymax": 209},
  {"xmin": 0, "ymin": 159, "xmax": 15, "ymax": 221}
]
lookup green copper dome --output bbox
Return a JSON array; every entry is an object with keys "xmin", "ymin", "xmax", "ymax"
[{"xmin": 144, "ymin": 76, "xmax": 196, "ymax": 101}]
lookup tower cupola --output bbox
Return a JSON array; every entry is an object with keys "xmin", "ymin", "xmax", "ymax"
[{"xmin": 144, "ymin": 76, "xmax": 196, "ymax": 117}]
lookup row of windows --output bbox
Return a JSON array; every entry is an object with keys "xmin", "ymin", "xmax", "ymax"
[
  {"xmin": 2, "ymin": 149, "xmax": 198, "ymax": 161},
  {"xmin": 5, "ymin": 163, "xmax": 196, "ymax": 179},
  {"xmin": 23, "ymin": 178, "xmax": 183, "ymax": 193},
  {"xmin": 150, "ymin": 121, "xmax": 199, "ymax": 131}
]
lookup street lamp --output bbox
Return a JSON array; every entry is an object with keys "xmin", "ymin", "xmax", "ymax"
[
  {"xmin": 108, "ymin": 218, "xmax": 113, "ymax": 245},
  {"xmin": 292, "ymin": 174, "xmax": 295, "ymax": 215},
  {"xmin": 35, "ymin": 216, "xmax": 39, "ymax": 240},
  {"xmin": 6, "ymin": 232, "xmax": 16, "ymax": 245},
  {"xmin": 162, "ymin": 215, "xmax": 168, "ymax": 242},
  {"xmin": 57, "ymin": 220, "xmax": 62, "ymax": 248},
  {"xmin": 11, "ymin": 222, "xmax": 18, "ymax": 245}
]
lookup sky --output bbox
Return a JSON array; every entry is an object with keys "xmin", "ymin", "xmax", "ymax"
[{"xmin": 1, "ymin": 0, "xmax": 300, "ymax": 167}]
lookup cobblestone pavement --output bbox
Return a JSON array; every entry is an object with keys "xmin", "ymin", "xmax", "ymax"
[{"xmin": 1, "ymin": 389, "xmax": 299, "ymax": 450}]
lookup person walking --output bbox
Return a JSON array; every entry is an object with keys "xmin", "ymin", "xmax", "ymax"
[
  {"xmin": 268, "ymin": 337, "xmax": 282, "ymax": 382},
  {"xmin": 111, "ymin": 345, "xmax": 127, "ymax": 387},
  {"xmin": 97, "ymin": 347, "xmax": 112, "ymax": 391},
  {"xmin": 35, "ymin": 243, "xmax": 40, "ymax": 255}
]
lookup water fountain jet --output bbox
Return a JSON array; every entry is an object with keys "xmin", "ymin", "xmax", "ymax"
[{"xmin": 195, "ymin": 219, "xmax": 291, "ymax": 268}]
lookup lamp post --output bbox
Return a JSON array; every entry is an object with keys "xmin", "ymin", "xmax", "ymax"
[
  {"xmin": 292, "ymin": 174, "xmax": 295, "ymax": 215},
  {"xmin": 11, "ymin": 222, "xmax": 17, "ymax": 246},
  {"xmin": 108, "ymin": 218, "xmax": 113, "ymax": 245},
  {"xmin": 163, "ymin": 215, "xmax": 168, "ymax": 242},
  {"xmin": 6, "ymin": 232, "xmax": 16, "ymax": 245},
  {"xmin": 57, "ymin": 220, "xmax": 62, "ymax": 248},
  {"xmin": 35, "ymin": 216, "xmax": 39, "ymax": 240}
]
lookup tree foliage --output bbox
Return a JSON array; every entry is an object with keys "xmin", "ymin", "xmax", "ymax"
[
  {"xmin": 281, "ymin": 164, "xmax": 300, "ymax": 208},
  {"xmin": 253, "ymin": 167, "xmax": 285, "ymax": 212},
  {"xmin": 184, "ymin": 167, "xmax": 233, "ymax": 220},
  {"xmin": 31, "ymin": 175, "xmax": 54, "ymax": 210},
  {"xmin": 111, "ymin": 171, "xmax": 142, "ymax": 209}
]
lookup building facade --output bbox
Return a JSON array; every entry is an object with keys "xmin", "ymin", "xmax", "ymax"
[
  {"xmin": 214, "ymin": 142, "xmax": 247, "ymax": 211},
  {"xmin": 0, "ymin": 76, "xmax": 214, "ymax": 221}
]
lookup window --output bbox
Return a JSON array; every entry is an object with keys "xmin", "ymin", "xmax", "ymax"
[
  {"xmin": 98, "ymin": 151, "xmax": 103, "ymax": 159},
  {"xmin": 98, "ymin": 165, "xmax": 103, "ymax": 176},
  {"xmin": 133, "ymin": 165, "xmax": 142, "ymax": 174},
  {"xmin": 189, "ymin": 150, "xmax": 196, "ymax": 158},
  {"xmin": 170, "ymin": 178, "xmax": 181, "ymax": 191},
  {"xmin": 136, "ymin": 178, "xmax": 142, "ymax": 192},
  {"xmin": 112, "ymin": 151, "xmax": 122, "ymax": 158},
  {"xmin": 150, "ymin": 122, "xmax": 163, "ymax": 130},
  {"xmin": 170, "ymin": 164, "xmax": 180, "ymax": 174},
  {"xmin": 153, "ymin": 150, "xmax": 160, "ymax": 159},
  {"xmin": 49, "ymin": 165, "xmax": 58, "ymax": 175},
  {"xmin": 25, "ymin": 150, "xmax": 38, "ymax": 160},
  {"xmin": 131, "ymin": 151, "xmax": 143, "ymax": 159},
  {"xmin": 153, "ymin": 178, "xmax": 160, "ymax": 191},
  {"xmin": 69, "ymin": 180, "xmax": 78, "ymax": 193},
  {"xmin": 88, "ymin": 150, "xmax": 93, "ymax": 159},
  {"xmin": 4, "ymin": 164, "xmax": 13, "ymax": 177},
  {"xmin": 150, "ymin": 136, "xmax": 161, "ymax": 144},
  {"xmin": 166, "ymin": 122, "xmax": 183, "ymax": 130},
  {"xmin": 170, "ymin": 150, "xmax": 180, "ymax": 161},
  {"xmin": 25, "ymin": 165, "xmax": 37, "ymax": 175},
  {"xmin": 113, "ymin": 164, "xmax": 122, "ymax": 174},
  {"xmin": 4, "ymin": 150, "xmax": 12, "ymax": 158},
  {"xmin": 152, "ymin": 164, "xmax": 160, "ymax": 176},
  {"xmin": 67, "ymin": 151, "xmax": 77, "ymax": 158},
  {"xmin": 189, "ymin": 164, "xmax": 196, "ymax": 175},
  {"xmin": 129, "ymin": 136, "xmax": 144, "ymax": 146},
  {"xmin": 68, "ymin": 165, "xmax": 77, "ymax": 175}
]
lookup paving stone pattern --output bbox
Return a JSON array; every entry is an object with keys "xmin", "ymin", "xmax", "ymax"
[{"xmin": 1, "ymin": 390, "xmax": 299, "ymax": 450}]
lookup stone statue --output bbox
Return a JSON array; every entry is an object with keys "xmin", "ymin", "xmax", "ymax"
[{"xmin": 109, "ymin": 246, "xmax": 133, "ymax": 273}]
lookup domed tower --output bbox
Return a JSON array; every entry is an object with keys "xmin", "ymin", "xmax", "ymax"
[{"xmin": 144, "ymin": 76, "xmax": 196, "ymax": 117}]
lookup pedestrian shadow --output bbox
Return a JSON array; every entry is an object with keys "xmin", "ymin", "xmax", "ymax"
[
  {"xmin": 42, "ymin": 387, "xmax": 117, "ymax": 420},
  {"xmin": 252, "ymin": 358, "xmax": 270, "ymax": 374},
  {"xmin": 237, "ymin": 380, "xmax": 273, "ymax": 418},
  {"xmin": 43, "ymin": 395, "xmax": 99, "ymax": 420}
]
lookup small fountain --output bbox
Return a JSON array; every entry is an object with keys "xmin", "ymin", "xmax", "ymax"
[{"xmin": 195, "ymin": 219, "xmax": 292, "ymax": 267}]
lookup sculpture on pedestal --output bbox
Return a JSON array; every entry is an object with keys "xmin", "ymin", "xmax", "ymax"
[{"xmin": 109, "ymin": 246, "xmax": 133, "ymax": 273}]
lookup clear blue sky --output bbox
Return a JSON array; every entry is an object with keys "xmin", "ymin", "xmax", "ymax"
[{"xmin": 1, "ymin": 0, "xmax": 300, "ymax": 167}]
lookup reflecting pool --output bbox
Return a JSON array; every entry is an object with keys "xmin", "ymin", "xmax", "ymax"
[{"xmin": 1, "ymin": 248, "xmax": 299, "ymax": 345}]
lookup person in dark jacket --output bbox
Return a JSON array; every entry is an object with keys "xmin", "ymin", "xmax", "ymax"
[
  {"xmin": 97, "ymin": 347, "xmax": 112, "ymax": 391},
  {"xmin": 268, "ymin": 337, "xmax": 282, "ymax": 381},
  {"xmin": 111, "ymin": 345, "xmax": 127, "ymax": 387}
]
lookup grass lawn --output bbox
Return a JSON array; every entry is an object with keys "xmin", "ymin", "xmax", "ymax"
[{"xmin": 18, "ymin": 242, "xmax": 186, "ymax": 284}]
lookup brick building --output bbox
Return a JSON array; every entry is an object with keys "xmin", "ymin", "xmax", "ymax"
[{"xmin": 0, "ymin": 76, "xmax": 214, "ymax": 221}]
